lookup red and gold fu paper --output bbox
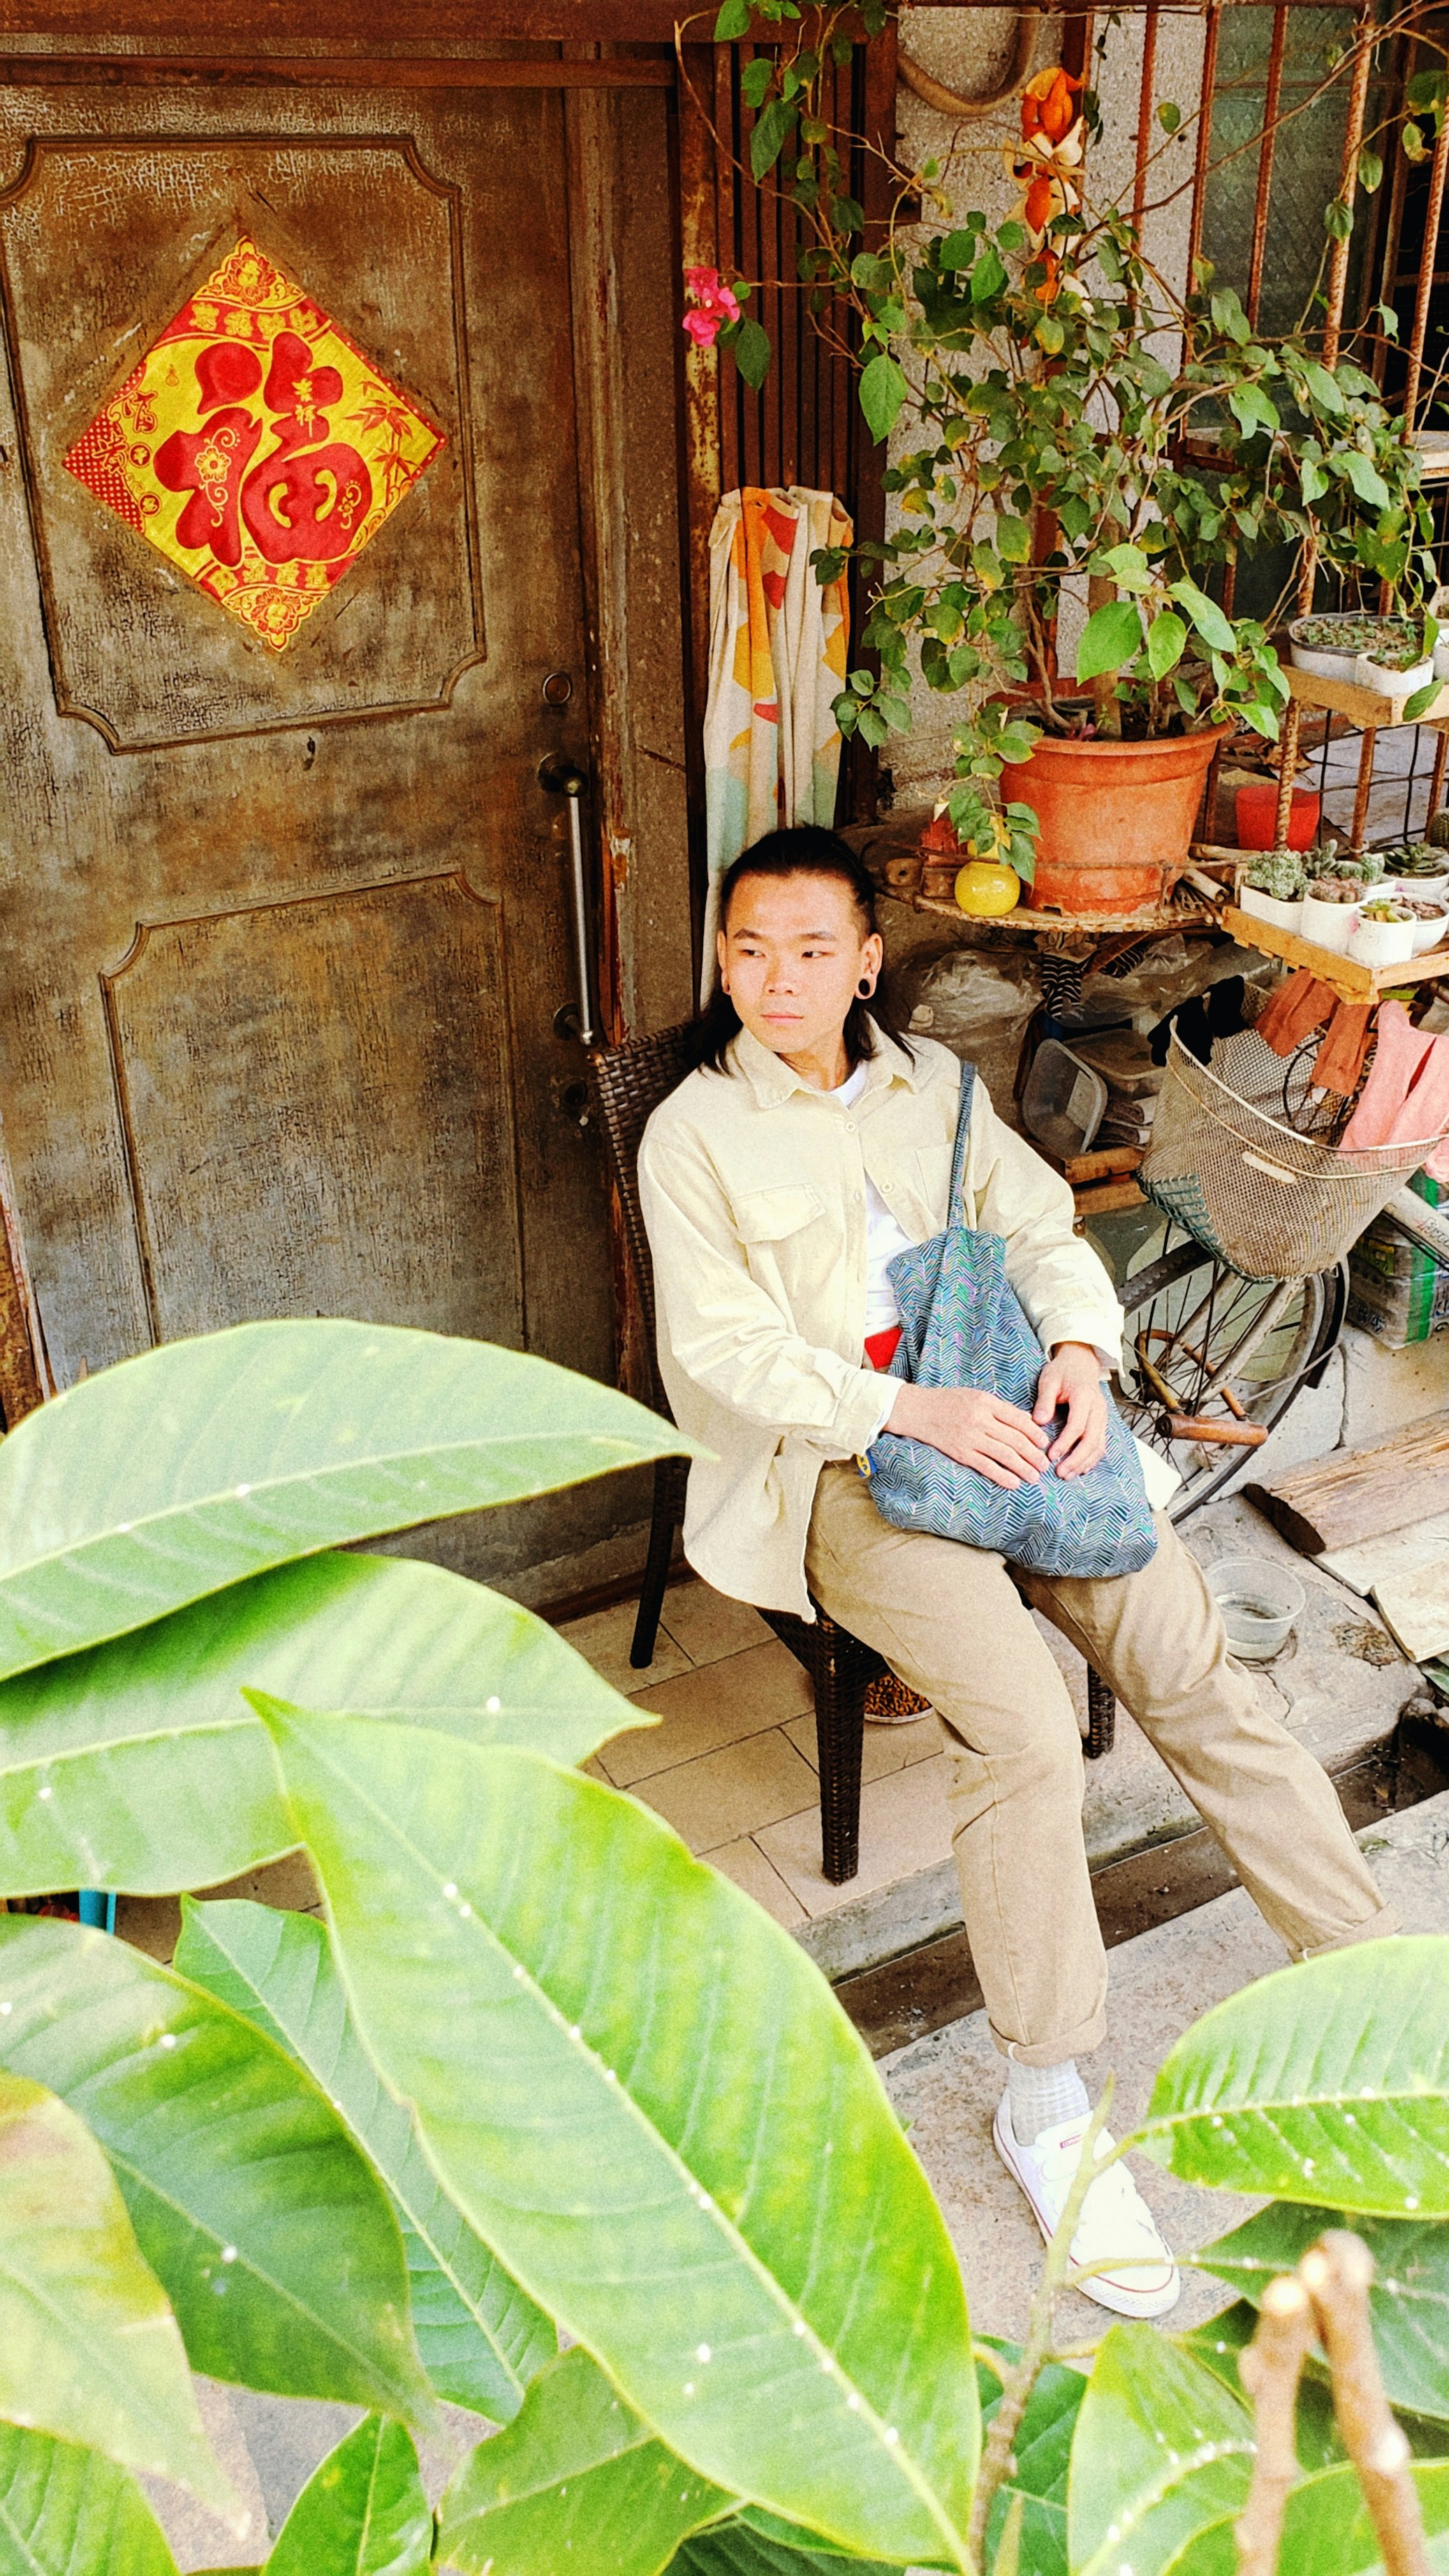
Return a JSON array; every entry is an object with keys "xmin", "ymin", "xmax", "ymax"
[{"xmin": 64, "ymin": 235, "xmax": 445, "ymax": 651}]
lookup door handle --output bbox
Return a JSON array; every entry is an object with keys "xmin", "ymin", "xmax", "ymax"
[{"xmin": 538, "ymin": 756, "xmax": 595, "ymax": 1047}]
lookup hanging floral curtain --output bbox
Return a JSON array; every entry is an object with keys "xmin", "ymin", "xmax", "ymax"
[{"xmin": 701, "ymin": 486, "xmax": 853, "ymax": 998}]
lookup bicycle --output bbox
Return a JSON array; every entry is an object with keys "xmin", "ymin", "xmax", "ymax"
[{"xmin": 1087, "ymin": 1021, "xmax": 1439, "ymax": 1523}]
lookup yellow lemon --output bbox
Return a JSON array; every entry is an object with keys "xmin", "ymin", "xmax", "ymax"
[{"xmin": 954, "ymin": 859, "xmax": 1021, "ymax": 917}]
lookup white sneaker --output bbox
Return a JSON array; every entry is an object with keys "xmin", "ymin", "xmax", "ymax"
[{"xmin": 992, "ymin": 2094, "xmax": 1180, "ymax": 2320}]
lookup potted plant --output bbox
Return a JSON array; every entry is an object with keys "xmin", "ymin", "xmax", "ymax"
[
  {"xmin": 1288, "ymin": 610, "xmax": 1413, "ymax": 678},
  {"xmin": 1355, "ymin": 626, "xmax": 1435, "ymax": 697},
  {"xmin": 1351, "ymin": 894, "xmax": 1416, "ymax": 964},
  {"xmin": 1237, "ymin": 847, "xmax": 1305, "ymax": 933},
  {"xmin": 1300, "ymin": 873, "xmax": 1361, "ymax": 954},
  {"xmin": 1390, "ymin": 839, "xmax": 1449, "ymax": 901},
  {"xmin": 699, "ymin": 15, "xmax": 1430, "ymax": 916}
]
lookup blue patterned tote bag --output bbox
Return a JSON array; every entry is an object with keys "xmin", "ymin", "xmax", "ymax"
[{"xmin": 864, "ymin": 1061, "xmax": 1157, "ymax": 1576}]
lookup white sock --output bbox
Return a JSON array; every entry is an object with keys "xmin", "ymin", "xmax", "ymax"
[{"xmin": 1007, "ymin": 2057, "xmax": 1089, "ymax": 2145}]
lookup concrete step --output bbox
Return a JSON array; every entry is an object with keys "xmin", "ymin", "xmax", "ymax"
[
  {"xmin": 795, "ymin": 1490, "xmax": 1430, "ymax": 1986},
  {"xmin": 881, "ymin": 1788, "xmax": 1449, "ymax": 2352}
]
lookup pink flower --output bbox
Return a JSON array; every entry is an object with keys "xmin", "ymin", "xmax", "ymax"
[{"xmin": 682, "ymin": 265, "xmax": 742, "ymax": 346}]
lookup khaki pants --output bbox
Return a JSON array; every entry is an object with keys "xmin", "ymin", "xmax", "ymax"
[{"xmin": 806, "ymin": 1465, "xmax": 1395, "ymax": 2066}]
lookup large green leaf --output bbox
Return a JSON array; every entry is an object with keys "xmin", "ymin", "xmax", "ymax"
[
  {"xmin": 1160, "ymin": 2461, "xmax": 1449, "ymax": 2573},
  {"xmin": 976, "ymin": 2346, "xmax": 1082, "ymax": 2576},
  {"xmin": 175, "ymin": 1900, "xmax": 554, "ymax": 2422},
  {"xmin": 0, "ymin": 1320, "xmax": 692, "ymax": 1682},
  {"xmin": 1076, "ymin": 599, "xmax": 1144, "ymax": 680},
  {"xmin": 436, "ymin": 2346, "xmax": 733, "ymax": 2576},
  {"xmin": 0, "ymin": 2072, "xmax": 230, "ymax": 2510},
  {"xmin": 1175, "ymin": 2304, "xmax": 1344, "ymax": 2469},
  {"xmin": 0, "ymin": 1547, "xmax": 648, "ymax": 1899},
  {"xmin": 1193, "ymin": 2200, "xmax": 1449, "ymax": 2427},
  {"xmin": 0, "ymin": 2425, "xmax": 178, "ymax": 2576},
  {"xmin": 1177, "ymin": 2300, "xmax": 1449, "ymax": 2470},
  {"xmin": 1139, "ymin": 1939, "xmax": 1449, "ymax": 2215},
  {"xmin": 263, "ymin": 2416, "xmax": 429, "ymax": 2576},
  {"xmin": 668, "ymin": 2525, "xmax": 896, "ymax": 2573},
  {"xmin": 0, "ymin": 1918, "xmax": 430, "ymax": 2420},
  {"xmin": 257, "ymin": 1705, "xmax": 979, "ymax": 2570},
  {"xmin": 1066, "ymin": 2326, "xmax": 1254, "ymax": 2576}
]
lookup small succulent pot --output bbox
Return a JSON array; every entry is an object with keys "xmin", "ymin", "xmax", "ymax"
[
  {"xmin": 1348, "ymin": 903, "xmax": 1416, "ymax": 965},
  {"xmin": 1300, "ymin": 884, "xmax": 1360, "ymax": 954},
  {"xmin": 1355, "ymin": 648, "xmax": 1434, "ymax": 698},
  {"xmin": 1398, "ymin": 894, "xmax": 1449, "ymax": 954},
  {"xmin": 1388, "ymin": 845, "xmax": 1449, "ymax": 901},
  {"xmin": 1238, "ymin": 882, "xmax": 1304, "ymax": 934}
]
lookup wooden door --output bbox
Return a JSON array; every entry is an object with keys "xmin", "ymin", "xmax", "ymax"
[{"xmin": 0, "ymin": 75, "xmax": 633, "ymax": 1585}]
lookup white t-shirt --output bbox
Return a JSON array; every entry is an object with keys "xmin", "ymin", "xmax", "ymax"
[{"xmin": 833, "ymin": 1063, "xmax": 916, "ymax": 1335}]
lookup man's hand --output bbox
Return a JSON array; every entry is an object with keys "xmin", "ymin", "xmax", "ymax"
[
  {"xmin": 1034, "ymin": 1341, "xmax": 1108, "ymax": 1479},
  {"xmin": 885, "ymin": 1381, "xmax": 1049, "ymax": 1490}
]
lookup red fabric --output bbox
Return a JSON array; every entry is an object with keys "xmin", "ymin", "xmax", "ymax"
[
  {"xmin": 1254, "ymin": 968, "xmax": 1334, "ymax": 1058},
  {"xmin": 865, "ymin": 1326, "xmax": 903, "ymax": 1372},
  {"xmin": 1312, "ymin": 1001, "xmax": 1374, "ymax": 1098}
]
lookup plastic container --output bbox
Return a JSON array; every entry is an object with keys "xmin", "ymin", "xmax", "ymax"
[
  {"xmin": 1020, "ymin": 1039, "xmax": 1108, "ymax": 1161},
  {"xmin": 1355, "ymin": 650, "xmax": 1434, "ymax": 699},
  {"xmin": 1238, "ymin": 882, "xmax": 1304, "ymax": 935},
  {"xmin": 1235, "ymin": 781, "xmax": 1321, "ymax": 851},
  {"xmin": 1205, "ymin": 1555, "xmax": 1305, "ymax": 1661},
  {"xmin": 1300, "ymin": 889, "xmax": 1359, "ymax": 954},
  {"xmin": 1288, "ymin": 619, "xmax": 1362, "ymax": 680},
  {"xmin": 1349, "ymin": 910, "xmax": 1416, "ymax": 966}
]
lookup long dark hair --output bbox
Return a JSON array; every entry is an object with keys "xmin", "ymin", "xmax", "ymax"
[{"xmin": 690, "ymin": 826, "xmax": 916, "ymax": 1075}]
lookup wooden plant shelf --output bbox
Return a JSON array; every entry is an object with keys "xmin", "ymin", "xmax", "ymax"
[
  {"xmin": 1221, "ymin": 903, "xmax": 1449, "ymax": 1001},
  {"xmin": 892, "ymin": 886, "xmax": 1223, "ymax": 937},
  {"xmin": 1285, "ymin": 665, "xmax": 1449, "ymax": 733}
]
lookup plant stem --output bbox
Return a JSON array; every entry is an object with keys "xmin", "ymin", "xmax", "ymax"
[
  {"xmin": 1302, "ymin": 2232, "xmax": 1432, "ymax": 2576},
  {"xmin": 1233, "ymin": 2272, "xmax": 1315, "ymax": 2575},
  {"xmin": 964, "ymin": 2085, "xmax": 1115, "ymax": 2572}
]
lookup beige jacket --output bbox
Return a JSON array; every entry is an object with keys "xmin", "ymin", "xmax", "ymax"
[{"xmin": 638, "ymin": 1024, "xmax": 1126, "ymax": 1617}]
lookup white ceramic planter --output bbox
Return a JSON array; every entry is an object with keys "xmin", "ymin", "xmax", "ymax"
[
  {"xmin": 1300, "ymin": 892, "xmax": 1359, "ymax": 954},
  {"xmin": 1348, "ymin": 912, "xmax": 1416, "ymax": 965},
  {"xmin": 1238, "ymin": 883, "xmax": 1303, "ymax": 935},
  {"xmin": 1355, "ymin": 652, "xmax": 1434, "ymax": 698},
  {"xmin": 1392, "ymin": 868, "xmax": 1449, "ymax": 905},
  {"xmin": 1434, "ymin": 637, "xmax": 1449, "ymax": 681},
  {"xmin": 1406, "ymin": 901, "xmax": 1449, "ymax": 955}
]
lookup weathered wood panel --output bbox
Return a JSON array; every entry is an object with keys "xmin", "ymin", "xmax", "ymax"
[
  {"xmin": 0, "ymin": 73, "xmax": 639, "ymax": 1582},
  {"xmin": 101, "ymin": 870, "xmax": 520, "ymax": 1342},
  {"xmin": 1, "ymin": 132, "xmax": 480, "ymax": 746}
]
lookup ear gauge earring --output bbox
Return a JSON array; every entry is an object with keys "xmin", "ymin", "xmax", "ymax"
[{"xmin": 858, "ymin": 977, "xmax": 874, "ymax": 997}]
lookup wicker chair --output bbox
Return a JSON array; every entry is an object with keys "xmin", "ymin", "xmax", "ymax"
[{"xmin": 587, "ymin": 1021, "xmax": 1115, "ymax": 1887}]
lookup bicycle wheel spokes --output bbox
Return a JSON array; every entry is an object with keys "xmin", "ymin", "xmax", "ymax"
[{"xmin": 1115, "ymin": 1229, "xmax": 1337, "ymax": 1520}]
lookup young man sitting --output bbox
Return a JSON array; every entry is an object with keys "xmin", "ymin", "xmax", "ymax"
[{"xmin": 639, "ymin": 824, "xmax": 1395, "ymax": 2319}]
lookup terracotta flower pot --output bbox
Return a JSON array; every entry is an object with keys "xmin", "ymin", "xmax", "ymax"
[{"xmin": 1000, "ymin": 723, "xmax": 1228, "ymax": 916}]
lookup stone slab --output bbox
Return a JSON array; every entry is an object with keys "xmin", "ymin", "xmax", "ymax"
[{"xmin": 881, "ymin": 1793, "xmax": 1449, "ymax": 2351}]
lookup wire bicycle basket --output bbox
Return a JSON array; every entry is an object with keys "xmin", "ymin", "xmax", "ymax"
[{"xmin": 1139, "ymin": 1029, "xmax": 1446, "ymax": 1282}]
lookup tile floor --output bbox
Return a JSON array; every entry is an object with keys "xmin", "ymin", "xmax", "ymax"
[{"xmin": 562, "ymin": 1576, "xmax": 951, "ymax": 1932}]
